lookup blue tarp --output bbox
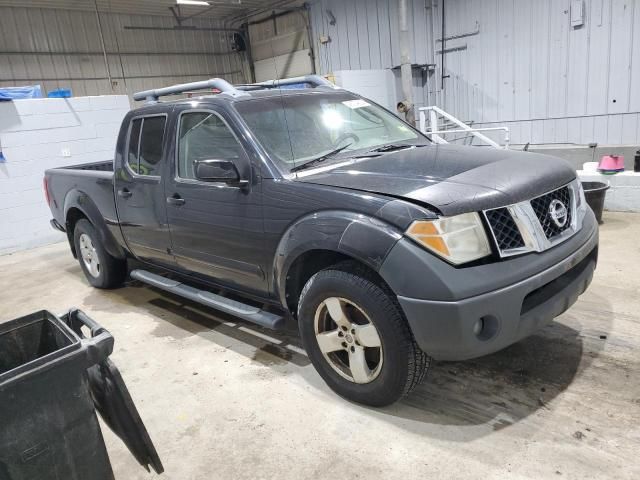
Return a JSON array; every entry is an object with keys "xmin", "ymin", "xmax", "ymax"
[
  {"xmin": 48, "ymin": 88, "xmax": 72, "ymax": 98},
  {"xmin": 0, "ymin": 85, "xmax": 43, "ymax": 101}
]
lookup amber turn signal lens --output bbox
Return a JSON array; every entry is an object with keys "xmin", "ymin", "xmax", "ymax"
[
  {"xmin": 405, "ymin": 213, "xmax": 491, "ymax": 265},
  {"xmin": 406, "ymin": 222, "xmax": 450, "ymax": 257}
]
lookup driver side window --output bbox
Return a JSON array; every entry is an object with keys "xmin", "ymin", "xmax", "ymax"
[{"xmin": 177, "ymin": 112, "xmax": 243, "ymax": 180}]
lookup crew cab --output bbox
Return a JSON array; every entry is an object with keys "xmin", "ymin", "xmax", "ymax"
[{"xmin": 44, "ymin": 75, "xmax": 598, "ymax": 406}]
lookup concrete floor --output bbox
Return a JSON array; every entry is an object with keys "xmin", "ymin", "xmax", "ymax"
[{"xmin": 1, "ymin": 212, "xmax": 639, "ymax": 480}]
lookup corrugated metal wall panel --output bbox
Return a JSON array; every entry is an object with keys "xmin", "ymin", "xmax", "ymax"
[
  {"xmin": 0, "ymin": 6, "xmax": 245, "ymax": 102},
  {"xmin": 311, "ymin": 0, "xmax": 434, "ymax": 71},
  {"xmin": 309, "ymin": 0, "xmax": 640, "ymax": 146},
  {"xmin": 310, "ymin": 0, "xmax": 435, "ymax": 113}
]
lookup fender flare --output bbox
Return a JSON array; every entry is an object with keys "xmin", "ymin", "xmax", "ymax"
[
  {"xmin": 64, "ymin": 189, "xmax": 127, "ymax": 260},
  {"xmin": 272, "ymin": 210, "xmax": 403, "ymax": 306}
]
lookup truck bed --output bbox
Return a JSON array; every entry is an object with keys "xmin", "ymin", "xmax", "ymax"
[{"xmin": 45, "ymin": 160, "xmax": 118, "ymax": 233}]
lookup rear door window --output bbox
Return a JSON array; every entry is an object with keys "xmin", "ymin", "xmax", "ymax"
[
  {"xmin": 126, "ymin": 116, "xmax": 166, "ymax": 177},
  {"xmin": 127, "ymin": 118, "xmax": 142, "ymax": 171}
]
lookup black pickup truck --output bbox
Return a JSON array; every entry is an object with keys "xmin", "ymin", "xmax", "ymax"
[{"xmin": 44, "ymin": 75, "xmax": 598, "ymax": 406}]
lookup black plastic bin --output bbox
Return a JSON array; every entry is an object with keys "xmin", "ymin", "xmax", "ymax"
[
  {"xmin": 0, "ymin": 309, "xmax": 163, "ymax": 480},
  {"xmin": 582, "ymin": 181, "xmax": 609, "ymax": 224}
]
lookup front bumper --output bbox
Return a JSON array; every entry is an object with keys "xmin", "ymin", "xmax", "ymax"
[{"xmin": 381, "ymin": 209, "xmax": 599, "ymax": 361}]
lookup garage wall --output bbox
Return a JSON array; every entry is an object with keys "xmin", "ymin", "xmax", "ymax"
[
  {"xmin": 0, "ymin": 95, "xmax": 130, "ymax": 255},
  {"xmin": 439, "ymin": 0, "xmax": 640, "ymax": 146},
  {"xmin": 309, "ymin": 0, "xmax": 437, "ymax": 111},
  {"xmin": 248, "ymin": 7, "xmax": 314, "ymax": 81},
  {"xmin": 0, "ymin": 6, "xmax": 246, "ymax": 103},
  {"xmin": 309, "ymin": 0, "xmax": 640, "ymax": 146}
]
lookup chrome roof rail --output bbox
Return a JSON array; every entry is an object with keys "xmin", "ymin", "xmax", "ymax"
[
  {"xmin": 236, "ymin": 75, "xmax": 339, "ymax": 91},
  {"xmin": 133, "ymin": 78, "xmax": 250, "ymax": 103},
  {"xmin": 133, "ymin": 75, "xmax": 338, "ymax": 103}
]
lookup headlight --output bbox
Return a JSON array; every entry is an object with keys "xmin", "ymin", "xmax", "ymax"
[{"xmin": 406, "ymin": 212, "xmax": 492, "ymax": 265}]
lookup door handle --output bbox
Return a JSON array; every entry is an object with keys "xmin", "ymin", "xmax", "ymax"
[
  {"xmin": 167, "ymin": 194, "xmax": 185, "ymax": 206},
  {"xmin": 118, "ymin": 188, "xmax": 132, "ymax": 198}
]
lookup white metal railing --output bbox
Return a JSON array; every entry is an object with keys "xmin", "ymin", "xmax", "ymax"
[{"xmin": 418, "ymin": 106, "xmax": 510, "ymax": 149}]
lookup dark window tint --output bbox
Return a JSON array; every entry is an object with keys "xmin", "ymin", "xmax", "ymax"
[
  {"xmin": 138, "ymin": 116, "xmax": 166, "ymax": 176},
  {"xmin": 127, "ymin": 118, "xmax": 142, "ymax": 171},
  {"xmin": 177, "ymin": 112, "xmax": 243, "ymax": 179}
]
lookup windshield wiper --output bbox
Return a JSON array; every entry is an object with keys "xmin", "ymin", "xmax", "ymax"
[
  {"xmin": 290, "ymin": 143, "xmax": 353, "ymax": 173},
  {"xmin": 369, "ymin": 143, "xmax": 415, "ymax": 153}
]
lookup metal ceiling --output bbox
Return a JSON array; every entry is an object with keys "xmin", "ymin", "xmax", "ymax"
[{"xmin": 0, "ymin": 0, "xmax": 292, "ymax": 20}]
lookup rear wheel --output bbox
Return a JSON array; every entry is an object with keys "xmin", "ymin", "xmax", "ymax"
[
  {"xmin": 298, "ymin": 264, "xmax": 430, "ymax": 406},
  {"xmin": 73, "ymin": 219, "xmax": 126, "ymax": 289}
]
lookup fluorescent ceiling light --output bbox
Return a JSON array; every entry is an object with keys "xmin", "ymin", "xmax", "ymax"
[{"xmin": 177, "ymin": 0, "xmax": 210, "ymax": 5}]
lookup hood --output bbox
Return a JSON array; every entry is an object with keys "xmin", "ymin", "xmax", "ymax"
[{"xmin": 294, "ymin": 144, "xmax": 576, "ymax": 216}]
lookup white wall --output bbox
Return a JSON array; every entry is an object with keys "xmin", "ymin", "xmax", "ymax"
[
  {"xmin": 0, "ymin": 95, "xmax": 130, "ymax": 255},
  {"xmin": 0, "ymin": 6, "xmax": 246, "ymax": 103},
  {"xmin": 333, "ymin": 70, "xmax": 398, "ymax": 111}
]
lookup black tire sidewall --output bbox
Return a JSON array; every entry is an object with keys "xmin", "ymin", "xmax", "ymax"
[{"xmin": 298, "ymin": 269, "xmax": 412, "ymax": 406}]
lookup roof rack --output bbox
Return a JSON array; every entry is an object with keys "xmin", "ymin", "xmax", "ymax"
[
  {"xmin": 133, "ymin": 75, "xmax": 338, "ymax": 103},
  {"xmin": 133, "ymin": 78, "xmax": 249, "ymax": 103},
  {"xmin": 236, "ymin": 75, "xmax": 338, "ymax": 91}
]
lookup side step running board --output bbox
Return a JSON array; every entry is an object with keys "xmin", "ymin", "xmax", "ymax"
[{"xmin": 130, "ymin": 269, "xmax": 285, "ymax": 330}]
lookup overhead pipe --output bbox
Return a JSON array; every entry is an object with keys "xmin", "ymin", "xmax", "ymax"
[
  {"xmin": 398, "ymin": 0, "xmax": 415, "ymax": 125},
  {"xmin": 123, "ymin": 25, "xmax": 241, "ymax": 33},
  {"xmin": 245, "ymin": 5, "xmax": 307, "ymax": 26},
  {"xmin": 441, "ymin": 0, "xmax": 446, "ymax": 93},
  {"xmin": 93, "ymin": 0, "xmax": 113, "ymax": 91},
  {"xmin": 427, "ymin": 0, "xmax": 439, "ymax": 106}
]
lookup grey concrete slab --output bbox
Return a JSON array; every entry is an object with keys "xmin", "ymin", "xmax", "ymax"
[{"xmin": 1, "ymin": 213, "xmax": 639, "ymax": 480}]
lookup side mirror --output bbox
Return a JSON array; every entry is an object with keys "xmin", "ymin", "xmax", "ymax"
[{"xmin": 194, "ymin": 159, "xmax": 247, "ymax": 186}]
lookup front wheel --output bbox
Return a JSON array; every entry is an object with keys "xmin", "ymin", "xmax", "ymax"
[
  {"xmin": 298, "ymin": 264, "xmax": 430, "ymax": 406},
  {"xmin": 73, "ymin": 219, "xmax": 126, "ymax": 289}
]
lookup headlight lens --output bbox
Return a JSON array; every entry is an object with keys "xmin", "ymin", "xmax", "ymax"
[{"xmin": 406, "ymin": 212, "xmax": 492, "ymax": 265}]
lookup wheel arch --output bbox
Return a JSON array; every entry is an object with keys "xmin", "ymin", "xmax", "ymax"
[
  {"xmin": 64, "ymin": 189, "xmax": 126, "ymax": 260},
  {"xmin": 274, "ymin": 210, "xmax": 403, "ymax": 313}
]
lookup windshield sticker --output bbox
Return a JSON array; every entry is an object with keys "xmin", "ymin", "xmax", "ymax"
[{"xmin": 342, "ymin": 99, "xmax": 370, "ymax": 109}]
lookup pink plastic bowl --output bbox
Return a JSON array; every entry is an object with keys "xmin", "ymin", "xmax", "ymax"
[{"xmin": 598, "ymin": 155, "xmax": 624, "ymax": 174}]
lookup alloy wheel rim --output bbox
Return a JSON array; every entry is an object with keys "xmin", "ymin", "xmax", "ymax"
[
  {"xmin": 79, "ymin": 233, "xmax": 100, "ymax": 278},
  {"xmin": 313, "ymin": 297, "xmax": 383, "ymax": 384}
]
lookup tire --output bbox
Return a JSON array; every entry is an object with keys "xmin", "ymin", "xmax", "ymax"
[
  {"xmin": 73, "ymin": 219, "xmax": 126, "ymax": 289},
  {"xmin": 298, "ymin": 263, "xmax": 430, "ymax": 407}
]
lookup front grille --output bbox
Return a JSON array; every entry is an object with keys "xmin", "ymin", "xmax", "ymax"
[
  {"xmin": 483, "ymin": 183, "xmax": 578, "ymax": 258},
  {"xmin": 530, "ymin": 186, "xmax": 572, "ymax": 239},
  {"xmin": 485, "ymin": 208, "xmax": 525, "ymax": 250}
]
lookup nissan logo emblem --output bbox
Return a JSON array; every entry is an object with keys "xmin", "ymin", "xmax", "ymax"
[{"xmin": 549, "ymin": 199, "xmax": 568, "ymax": 228}]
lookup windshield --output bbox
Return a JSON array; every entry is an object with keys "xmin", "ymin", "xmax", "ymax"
[{"xmin": 234, "ymin": 92, "xmax": 428, "ymax": 171}]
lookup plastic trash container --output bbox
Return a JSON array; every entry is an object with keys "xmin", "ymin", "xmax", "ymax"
[
  {"xmin": 0, "ymin": 309, "xmax": 163, "ymax": 480},
  {"xmin": 582, "ymin": 181, "xmax": 609, "ymax": 224}
]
